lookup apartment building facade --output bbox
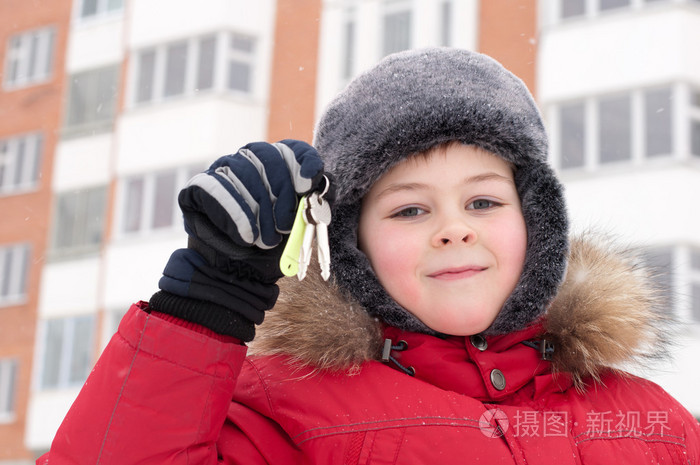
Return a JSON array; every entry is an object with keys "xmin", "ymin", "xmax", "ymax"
[
  {"xmin": 0, "ymin": 0, "xmax": 697, "ymax": 461},
  {"xmin": 0, "ymin": 0, "xmax": 72, "ymax": 461},
  {"xmin": 538, "ymin": 0, "xmax": 700, "ymax": 412}
]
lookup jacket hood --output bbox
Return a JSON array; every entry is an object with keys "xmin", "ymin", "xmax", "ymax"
[{"xmin": 251, "ymin": 234, "xmax": 673, "ymax": 388}]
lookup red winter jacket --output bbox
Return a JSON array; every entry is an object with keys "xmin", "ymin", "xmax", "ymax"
[{"xmin": 40, "ymin": 239, "xmax": 700, "ymax": 464}]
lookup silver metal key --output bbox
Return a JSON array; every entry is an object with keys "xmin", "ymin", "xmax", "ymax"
[
  {"xmin": 297, "ymin": 197, "xmax": 317, "ymax": 281},
  {"xmin": 307, "ymin": 191, "xmax": 332, "ymax": 281}
]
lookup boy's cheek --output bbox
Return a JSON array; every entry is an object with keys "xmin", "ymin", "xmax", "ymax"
[
  {"xmin": 492, "ymin": 214, "xmax": 527, "ymax": 256},
  {"xmin": 367, "ymin": 235, "xmax": 419, "ymax": 293},
  {"xmin": 371, "ymin": 232, "xmax": 417, "ymax": 272}
]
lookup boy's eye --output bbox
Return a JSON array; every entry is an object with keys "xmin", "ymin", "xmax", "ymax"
[
  {"xmin": 469, "ymin": 199, "xmax": 499, "ymax": 210},
  {"xmin": 393, "ymin": 206, "xmax": 425, "ymax": 218}
]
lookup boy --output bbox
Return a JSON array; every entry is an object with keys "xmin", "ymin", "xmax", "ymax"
[{"xmin": 41, "ymin": 48, "xmax": 699, "ymax": 464}]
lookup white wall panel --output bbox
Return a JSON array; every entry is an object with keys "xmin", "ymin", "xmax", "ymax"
[
  {"xmin": 38, "ymin": 259, "xmax": 101, "ymax": 317},
  {"xmin": 563, "ymin": 164, "xmax": 700, "ymax": 245},
  {"xmin": 102, "ymin": 236, "xmax": 183, "ymax": 310},
  {"xmin": 115, "ymin": 98, "xmax": 267, "ymax": 175},
  {"xmin": 539, "ymin": 9, "xmax": 700, "ymax": 102},
  {"xmin": 129, "ymin": 0, "xmax": 276, "ymax": 47},
  {"xmin": 67, "ymin": 18, "xmax": 125, "ymax": 71},
  {"xmin": 25, "ymin": 390, "xmax": 81, "ymax": 451},
  {"xmin": 53, "ymin": 135, "xmax": 113, "ymax": 191},
  {"xmin": 650, "ymin": 334, "xmax": 700, "ymax": 415}
]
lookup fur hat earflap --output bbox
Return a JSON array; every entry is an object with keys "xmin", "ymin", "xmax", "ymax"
[{"xmin": 314, "ymin": 47, "xmax": 569, "ymax": 335}]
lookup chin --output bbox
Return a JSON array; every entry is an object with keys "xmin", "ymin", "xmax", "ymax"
[{"xmin": 427, "ymin": 315, "xmax": 496, "ymax": 337}]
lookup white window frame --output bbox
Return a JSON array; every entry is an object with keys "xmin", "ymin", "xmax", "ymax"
[
  {"xmin": 2, "ymin": 26, "xmax": 55, "ymax": 90},
  {"xmin": 0, "ymin": 132, "xmax": 43, "ymax": 196},
  {"xmin": 37, "ymin": 315, "xmax": 95, "ymax": 391},
  {"xmin": 0, "ymin": 243, "xmax": 30, "ymax": 307},
  {"xmin": 130, "ymin": 31, "xmax": 257, "ymax": 107},
  {"xmin": 75, "ymin": 0, "xmax": 124, "ymax": 22},
  {"xmin": 548, "ymin": 0, "xmax": 693, "ymax": 24},
  {"xmin": 0, "ymin": 358, "xmax": 18, "ymax": 422},
  {"xmin": 226, "ymin": 33, "xmax": 256, "ymax": 94},
  {"xmin": 550, "ymin": 83, "xmax": 684, "ymax": 171},
  {"xmin": 116, "ymin": 165, "xmax": 201, "ymax": 238}
]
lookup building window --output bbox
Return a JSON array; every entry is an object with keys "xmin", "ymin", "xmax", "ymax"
[
  {"xmin": 560, "ymin": 0, "xmax": 586, "ymax": 18},
  {"xmin": 692, "ymin": 249, "xmax": 700, "ymax": 321},
  {"xmin": 440, "ymin": 1, "xmax": 453, "ymax": 46},
  {"xmin": 78, "ymin": 0, "xmax": 123, "ymax": 20},
  {"xmin": 152, "ymin": 171, "xmax": 177, "ymax": 228},
  {"xmin": 0, "ymin": 243, "xmax": 30, "ymax": 307},
  {"xmin": 0, "ymin": 132, "xmax": 43, "ymax": 196},
  {"xmin": 644, "ymin": 87, "xmax": 673, "ymax": 157},
  {"xmin": 64, "ymin": 65, "xmax": 120, "ymax": 137},
  {"xmin": 642, "ymin": 245, "xmax": 700, "ymax": 323},
  {"xmin": 123, "ymin": 177, "xmax": 144, "ymax": 233},
  {"xmin": 553, "ymin": 85, "xmax": 682, "ymax": 170},
  {"xmin": 599, "ymin": 93, "xmax": 632, "ymax": 164},
  {"xmin": 0, "ymin": 358, "xmax": 18, "ymax": 422},
  {"xmin": 164, "ymin": 41, "xmax": 188, "ymax": 98},
  {"xmin": 227, "ymin": 34, "xmax": 255, "ymax": 93},
  {"xmin": 382, "ymin": 2, "xmax": 412, "ymax": 57},
  {"xmin": 691, "ymin": 89, "xmax": 700, "ymax": 157},
  {"xmin": 2, "ymin": 26, "xmax": 55, "ymax": 89},
  {"xmin": 51, "ymin": 186, "xmax": 107, "ymax": 257},
  {"xmin": 39, "ymin": 316, "xmax": 95, "ymax": 390},
  {"xmin": 559, "ymin": 102, "xmax": 586, "ymax": 169},
  {"xmin": 693, "ymin": 121, "xmax": 700, "ymax": 157},
  {"xmin": 133, "ymin": 32, "xmax": 255, "ymax": 106},
  {"xmin": 342, "ymin": 12, "xmax": 356, "ymax": 80},
  {"xmin": 120, "ymin": 166, "xmax": 199, "ymax": 235},
  {"xmin": 556, "ymin": 0, "xmax": 681, "ymax": 21},
  {"xmin": 643, "ymin": 247, "xmax": 675, "ymax": 308},
  {"xmin": 135, "ymin": 48, "xmax": 156, "ymax": 103},
  {"xmin": 197, "ymin": 35, "xmax": 217, "ymax": 91},
  {"xmin": 600, "ymin": 0, "xmax": 631, "ymax": 12}
]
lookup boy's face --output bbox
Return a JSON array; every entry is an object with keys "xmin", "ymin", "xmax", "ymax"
[{"xmin": 358, "ymin": 144, "xmax": 527, "ymax": 336}]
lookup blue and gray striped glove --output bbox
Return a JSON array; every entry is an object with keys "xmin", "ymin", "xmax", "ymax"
[{"xmin": 150, "ymin": 140, "xmax": 328, "ymax": 341}]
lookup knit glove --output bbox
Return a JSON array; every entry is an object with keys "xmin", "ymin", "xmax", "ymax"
[{"xmin": 150, "ymin": 140, "xmax": 327, "ymax": 341}]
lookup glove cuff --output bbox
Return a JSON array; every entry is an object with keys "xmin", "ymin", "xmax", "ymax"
[{"xmin": 149, "ymin": 290, "xmax": 256, "ymax": 342}]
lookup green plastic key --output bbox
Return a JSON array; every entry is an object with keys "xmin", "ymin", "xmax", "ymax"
[{"xmin": 279, "ymin": 196, "xmax": 308, "ymax": 277}]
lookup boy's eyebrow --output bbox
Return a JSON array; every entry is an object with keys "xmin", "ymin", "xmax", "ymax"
[
  {"xmin": 375, "ymin": 172, "xmax": 514, "ymax": 199},
  {"xmin": 467, "ymin": 172, "xmax": 515, "ymax": 185}
]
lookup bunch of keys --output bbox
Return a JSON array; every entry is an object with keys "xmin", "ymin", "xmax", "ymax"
[{"xmin": 279, "ymin": 178, "xmax": 332, "ymax": 281}]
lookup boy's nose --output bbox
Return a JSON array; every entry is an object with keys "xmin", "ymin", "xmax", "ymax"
[{"xmin": 432, "ymin": 220, "xmax": 477, "ymax": 247}]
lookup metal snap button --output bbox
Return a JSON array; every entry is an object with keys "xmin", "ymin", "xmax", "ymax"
[
  {"xmin": 470, "ymin": 334, "xmax": 488, "ymax": 351},
  {"xmin": 490, "ymin": 369, "xmax": 506, "ymax": 391}
]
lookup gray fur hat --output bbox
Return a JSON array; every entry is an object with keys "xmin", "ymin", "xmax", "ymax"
[{"xmin": 314, "ymin": 47, "xmax": 569, "ymax": 335}]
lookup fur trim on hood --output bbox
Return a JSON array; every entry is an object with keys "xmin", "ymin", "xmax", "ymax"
[{"xmin": 250, "ymin": 234, "xmax": 673, "ymax": 387}]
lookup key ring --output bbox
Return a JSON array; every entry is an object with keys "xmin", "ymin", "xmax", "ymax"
[{"xmin": 318, "ymin": 175, "xmax": 331, "ymax": 201}]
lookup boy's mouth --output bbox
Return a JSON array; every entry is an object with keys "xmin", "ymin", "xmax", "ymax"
[{"xmin": 428, "ymin": 266, "xmax": 487, "ymax": 280}]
